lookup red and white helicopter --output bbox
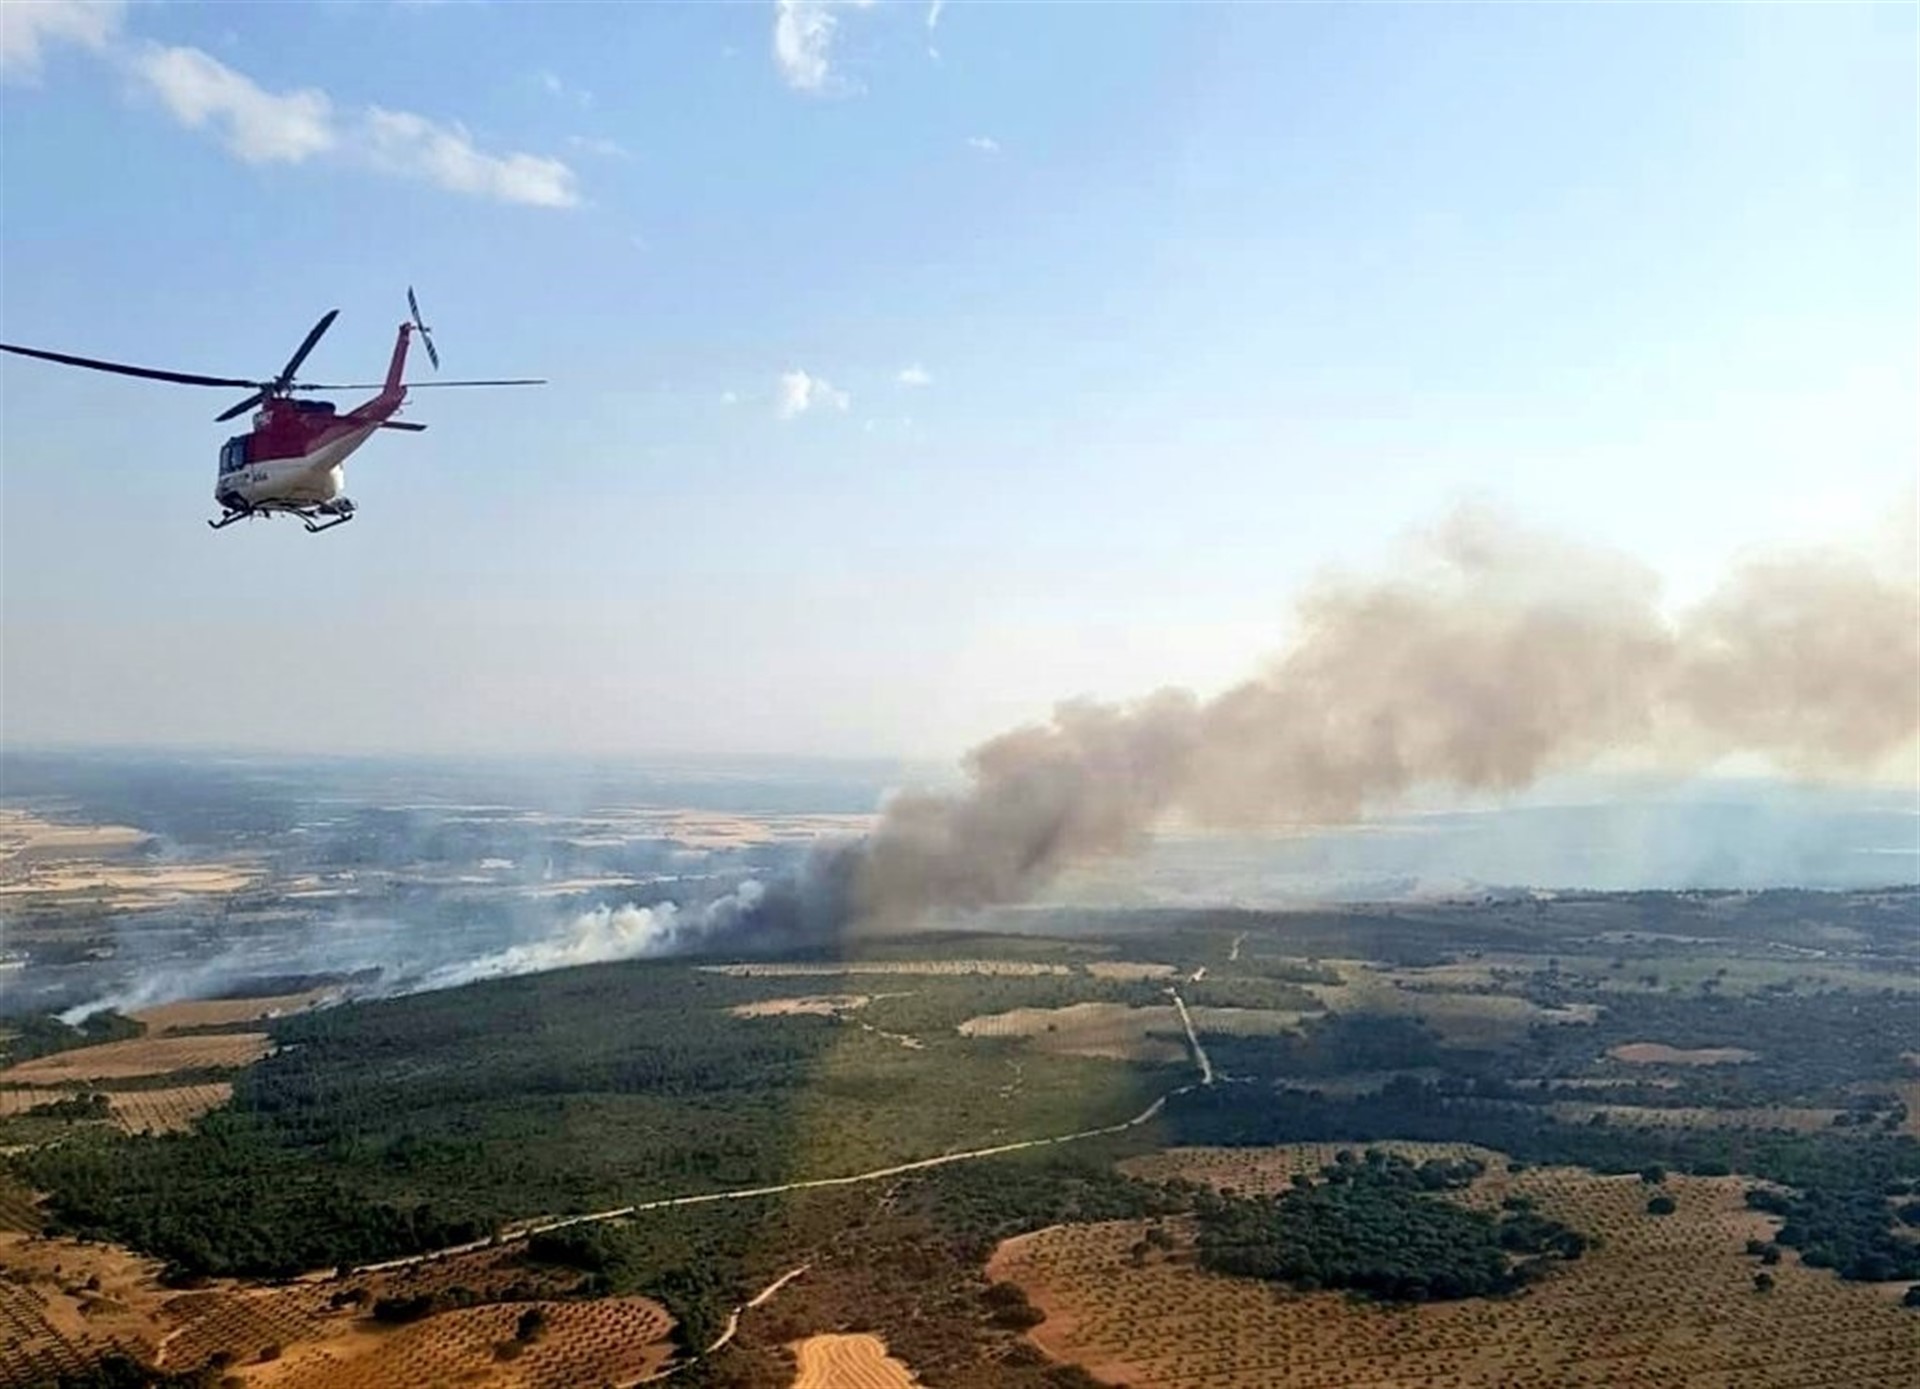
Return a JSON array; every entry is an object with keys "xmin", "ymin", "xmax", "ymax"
[{"xmin": 0, "ymin": 290, "xmax": 541, "ymax": 533}]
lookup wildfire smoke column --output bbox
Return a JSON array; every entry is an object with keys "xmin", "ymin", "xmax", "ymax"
[{"xmin": 718, "ymin": 508, "xmax": 1919, "ymax": 944}]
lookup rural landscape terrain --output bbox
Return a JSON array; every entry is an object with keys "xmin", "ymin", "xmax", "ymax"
[{"xmin": 1, "ymin": 753, "xmax": 1917, "ymax": 1387}]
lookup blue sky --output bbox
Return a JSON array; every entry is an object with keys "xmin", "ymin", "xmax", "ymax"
[{"xmin": 1, "ymin": 1, "xmax": 1913, "ymax": 759}]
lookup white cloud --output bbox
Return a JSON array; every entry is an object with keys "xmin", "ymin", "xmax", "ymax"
[
  {"xmin": 773, "ymin": 0, "xmax": 874, "ymax": 95},
  {"xmin": 363, "ymin": 106, "xmax": 580, "ymax": 206},
  {"xmin": 0, "ymin": 0, "xmax": 123, "ymax": 81},
  {"xmin": 966, "ymin": 135, "xmax": 1000, "ymax": 154},
  {"xmin": 9, "ymin": 8, "xmax": 578, "ymax": 208},
  {"xmin": 134, "ymin": 44, "xmax": 335, "ymax": 164},
  {"xmin": 927, "ymin": 0, "xmax": 945, "ymax": 29},
  {"xmin": 896, "ymin": 364, "xmax": 931, "ymax": 387},
  {"xmin": 777, "ymin": 369, "xmax": 849, "ymax": 419},
  {"xmin": 721, "ymin": 390, "xmax": 740, "ymax": 406},
  {"xmin": 567, "ymin": 134, "xmax": 630, "ymax": 159}
]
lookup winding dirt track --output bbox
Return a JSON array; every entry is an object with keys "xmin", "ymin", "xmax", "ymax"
[{"xmin": 1167, "ymin": 988, "xmax": 1214, "ymax": 1086}]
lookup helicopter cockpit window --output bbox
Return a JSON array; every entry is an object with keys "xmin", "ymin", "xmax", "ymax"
[{"xmin": 220, "ymin": 437, "xmax": 248, "ymax": 474}]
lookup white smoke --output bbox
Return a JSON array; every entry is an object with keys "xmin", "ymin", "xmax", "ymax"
[
  {"xmin": 404, "ymin": 885, "xmax": 770, "ymax": 993},
  {"xmin": 402, "ymin": 903, "xmax": 681, "ymax": 992}
]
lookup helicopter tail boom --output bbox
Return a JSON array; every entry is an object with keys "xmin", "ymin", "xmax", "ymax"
[{"xmin": 382, "ymin": 324, "xmax": 414, "ymax": 397}]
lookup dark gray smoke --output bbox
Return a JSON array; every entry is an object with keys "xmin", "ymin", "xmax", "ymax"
[{"xmin": 716, "ymin": 509, "xmax": 1918, "ymax": 948}]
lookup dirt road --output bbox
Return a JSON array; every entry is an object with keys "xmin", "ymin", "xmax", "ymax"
[{"xmin": 360, "ymin": 991, "xmax": 1214, "ymax": 1276}]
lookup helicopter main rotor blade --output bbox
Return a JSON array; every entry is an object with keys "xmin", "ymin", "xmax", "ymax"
[
  {"xmin": 215, "ymin": 390, "xmax": 270, "ymax": 423},
  {"xmin": 274, "ymin": 309, "xmax": 340, "ymax": 387},
  {"xmin": 292, "ymin": 379, "xmax": 547, "ymax": 390},
  {"xmin": 0, "ymin": 343, "xmax": 259, "ymax": 389}
]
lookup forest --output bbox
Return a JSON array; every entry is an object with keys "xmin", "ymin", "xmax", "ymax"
[
  {"xmin": 1167, "ymin": 1079, "xmax": 1920, "ymax": 1283},
  {"xmin": 9, "ymin": 958, "xmax": 1163, "ymax": 1281},
  {"xmin": 0, "ymin": 1009, "xmax": 142, "ymax": 1065}
]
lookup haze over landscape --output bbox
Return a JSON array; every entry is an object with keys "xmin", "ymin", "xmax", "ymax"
[{"xmin": 1, "ymin": 5, "xmax": 1916, "ymax": 1389}]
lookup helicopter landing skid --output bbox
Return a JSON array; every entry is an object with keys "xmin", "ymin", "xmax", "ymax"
[{"xmin": 208, "ymin": 499, "xmax": 356, "ymax": 534}]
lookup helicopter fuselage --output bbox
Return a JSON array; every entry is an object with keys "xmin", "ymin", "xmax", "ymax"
[
  {"xmin": 215, "ymin": 409, "xmax": 381, "ymax": 510},
  {"xmin": 212, "ymin": 324, "xmax": 416, "ymax": 518},
  {"xmin": 2, "ymin": 293, "xmax": 540, "ymax": 534}
]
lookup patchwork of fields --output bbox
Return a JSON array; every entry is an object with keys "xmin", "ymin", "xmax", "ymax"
[
  {"xmin": 4, "ymin": 885, "xmax": 1918, "ymax": 1386},
  {"xmin": 991, "ymin": 1150, "xmax": 1919, "ymax": 1388}
]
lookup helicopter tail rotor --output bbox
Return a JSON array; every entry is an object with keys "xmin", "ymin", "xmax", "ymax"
[{"xmin": 407, "ymin": 286, "xmax": 440, "ymax": 372}]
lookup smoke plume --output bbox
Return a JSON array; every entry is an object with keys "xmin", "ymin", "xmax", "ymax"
[
  {"xmin": 731, "ymin": 509, "xmax": 1918, "ymax": 943},
  {"xmin": 408, "ymin": 902, "xmax": 690, "ymax": 992}
]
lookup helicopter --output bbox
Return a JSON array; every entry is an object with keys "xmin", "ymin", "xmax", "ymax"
[{"xmin": 0, "ymin": 290, "xmax": 542, "ymax": 533}]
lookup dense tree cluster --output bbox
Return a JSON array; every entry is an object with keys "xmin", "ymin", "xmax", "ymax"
[
  {"xmin": 1, "ymin": 1010, "xmax": 142, "ymax": 1065},
  {"xmin": 1193, "ymin": 1150, "xmax": 1583, "ymax": 1301},
  {"xmin": 26, "ymin": 1091, "xmax": 112, "ymax": 1121},
  {"xmin": 1518, "ymin": 987, "xmax": 1920, "ymax": 1109},
  {"xmin": 1168, "ymin": 1079, "xmax": 1920, "ymax": 1283},
  {"xmin": 1745, "ymin": 1186, "xmax": 1920, "ymax": 1282},
  {"xmin": 1205, "ymin": 1014, "xmax": 1443, "ymax": 1080}
]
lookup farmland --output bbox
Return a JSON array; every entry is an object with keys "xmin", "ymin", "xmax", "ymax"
[
  {"xmin": 131, "ymin": 990, "xmax": 335, "ymax": 1035},
  {"xmin": 3, "ymin": 879, "xmax": 1918, "ymax": 1385},
  {"xmin": 0, "ymin": 1031, "xmax": 269, "ymax": 1084},
  {"xmin": 254, "ymin": 1296, "xmax": 676, "ymax": 1389},
  {"xmin": 788, "ymin": 1332, "xmax": 922, "ymax": 1387},
  {"xmin": 989, "ymin": 1152, "xmax": 1919, "ymax": 1387},
  {"xmin": 0, "ymin": 1222, "xmax": 679, "ymax": 1388}
]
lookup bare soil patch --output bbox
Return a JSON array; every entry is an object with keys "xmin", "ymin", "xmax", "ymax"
[
  {"xmin": 132, "ymin": 990, "xmax": 333, "ymax": 1035},
  {"xmin": 958, "ymin": 1004, "xmax": 1188, "ymax": 1064},
  {"xmin": 1609, "ymin": 1042, "xmax": 1759, "ymax": 1066},
  {"xmin": 730, "ymin": 994, "xmax": 872, "ymax": 1019},
  {"xmin": 1900, "ymin": 1079, "xmax": 1920, "ymax": 1138},
  {"xmin": 1083, "ymin": 962, "xmax": 1178, "ymax": 981},
  {"xmin": 0, "ymin": 810, "xmax": 151, "ymax": 864},
  {"xmin": 1, "ymin": 1033, "xmax": 269, "ymax": 1084},
  {"xmin": 788, "ymin": 1331, "xmax": 922, "ymax": 1387}
]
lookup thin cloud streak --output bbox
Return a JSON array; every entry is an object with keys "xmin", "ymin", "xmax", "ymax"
[{"xmin": 4, "ymin": 5, "xmax": 576, "ymax": 207}]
